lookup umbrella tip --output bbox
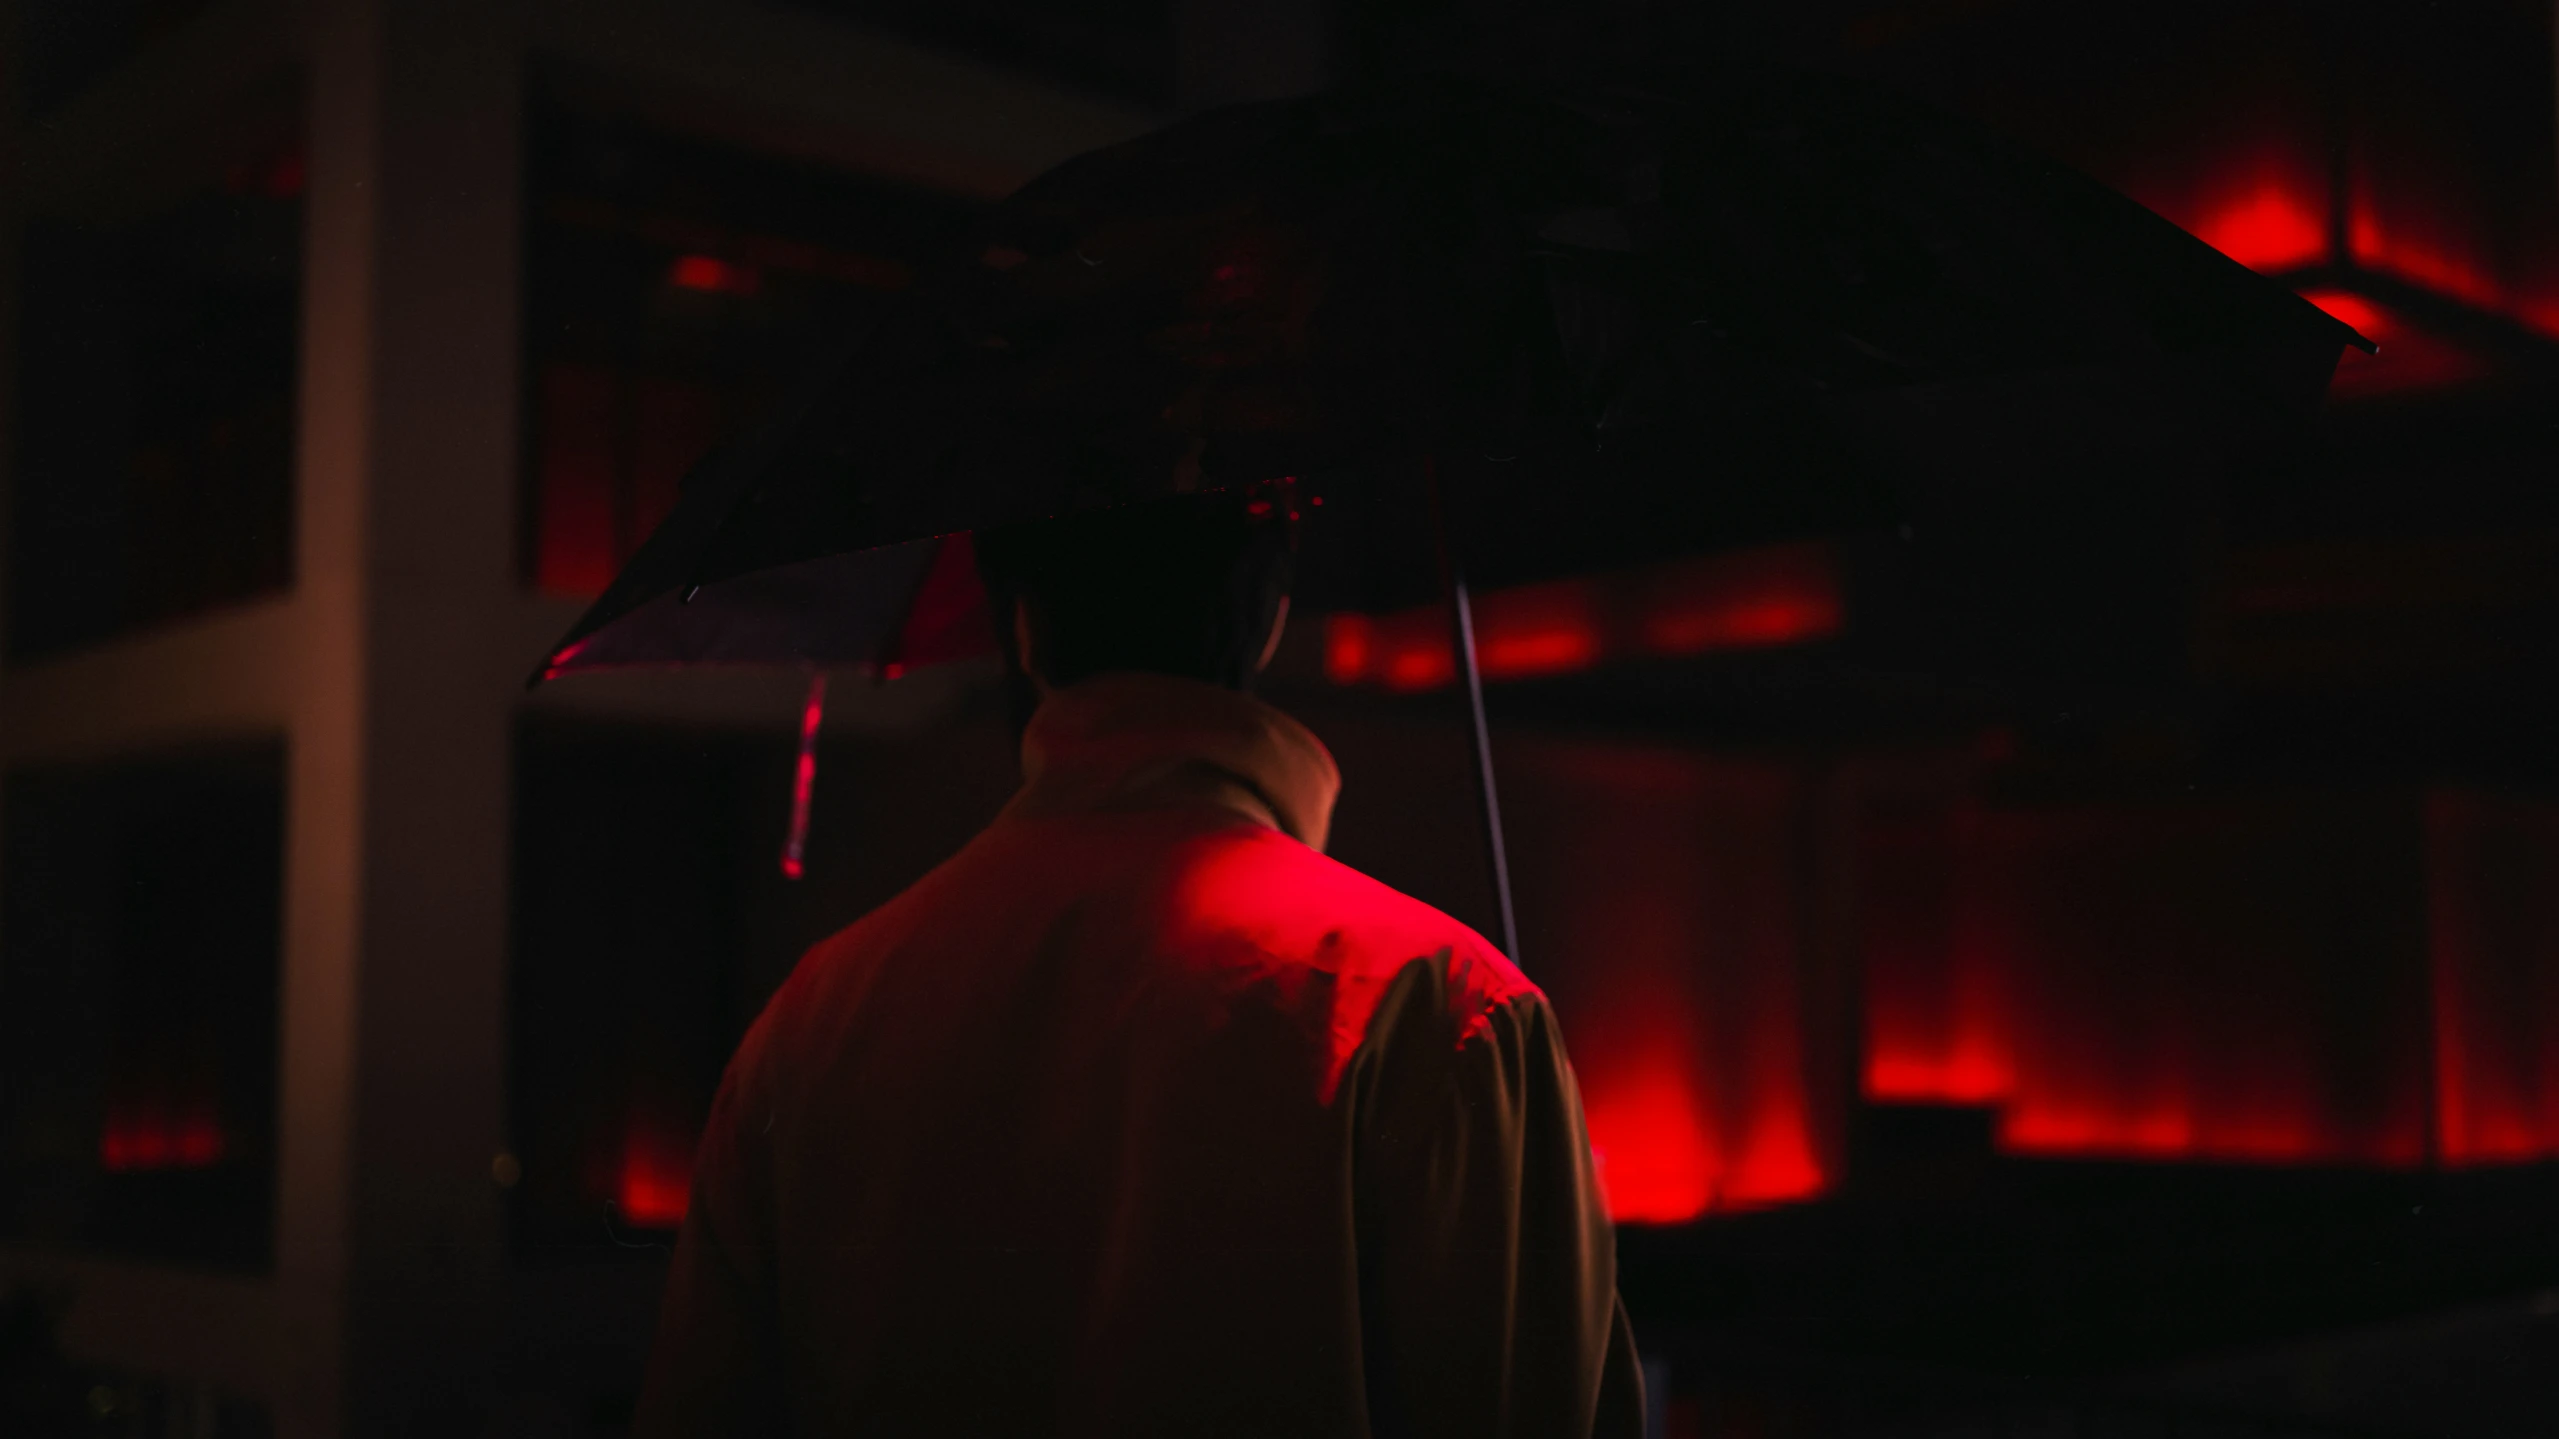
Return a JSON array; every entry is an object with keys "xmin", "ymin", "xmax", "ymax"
[{"xmin": 527, "ymin": 637, "xmax": 589, "ymax": 690}]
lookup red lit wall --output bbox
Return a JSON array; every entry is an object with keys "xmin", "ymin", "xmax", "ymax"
[
  {"xmin": 1858, "ymin": 782, "xmax": 2559, "ymax": 1169},
  {"xmin": 2132, "ymin": 116, "xmax": 2539, "ymax": 332},
  {"xmin": 1968, "ymin": 802, "xmax": 2429, "ymax": 1164},
  {"xmin": 2426, "ymin": 791, "xmax": 2559, "ymax": 1164},
  {"xmin": 532, "ymin": 365, "xmax": 729, "ymax": 598},
  {"xmin": 531, "ymin": 365, "xmax": 624, "ymax": 596},
  {"xmin": 2154, "ymin": 135, "xmax": 2332, "ymax": 275},
  {"xmin": 2153, "ymin": 28, "xmax": 2559, "ymax": 339},
  {"xmin": 1500, "ymin": 740, "xmax": 1841, "ymax": 1221},
  {"xmin": 1860, "ymin": 801, "xmax": 2013, "ymax": 1106},
  {"xmin": 1873, "ymin": 7, "xmax": 2559, "ymax": 349},
  {"xmin": 2293, "ymin": 290, "xmax": 2490, "ymax": 399}
]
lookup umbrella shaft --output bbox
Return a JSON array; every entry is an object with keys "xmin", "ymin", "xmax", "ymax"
[{"xmin": 1448, "ymin": 575, "xmax": 1522, "ymax": 965}]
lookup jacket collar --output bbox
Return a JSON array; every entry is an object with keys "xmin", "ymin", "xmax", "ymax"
[{"xmin": 1008, "ymin": 672, "xmax": 1341, "ymax": 852}]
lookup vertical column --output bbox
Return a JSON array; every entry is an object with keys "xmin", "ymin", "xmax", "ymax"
[
  {"xmin": 277, "ymin": 0, "xmax": 384, "ymax": 1433},
  {"xmin": 347, "ymin": 0, "xmax": 525, "ymax": 1430},
  {"xmin": 285, "ymin": 1, "xmax": 526, "ymax": 1433}
]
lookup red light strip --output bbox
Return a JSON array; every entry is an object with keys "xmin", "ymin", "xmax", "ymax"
[
  {"xmin": 617, "ymin": 1106, "xmax": 698, "ymax": 1228},
  {"xmin": 668, "ymin": 254, "xmax": 763, "ymax": 296},
  {"xmin": 1324, "ymin": 544, "xmax": 1844, "ymax": 692},
  {"xmin": 98, "ymin": 1101, "xmax": 227, "ymax": 1172},
  {"xmin": 781, "ymin": 673, "xmax": 827, "ymax": 880}
]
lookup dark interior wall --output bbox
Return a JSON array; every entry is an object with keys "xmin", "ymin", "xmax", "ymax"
[
  {"xmin": 0, "ymin": 740, "xmax": 285, "ymax": 1271},
  {"xmin": 519, "ymin": 88, "xmax": 983, "ymax": 596},
  {"xmin": 8, "ymin": 123, "xmax": 304, "ymax": 661},
  {"xmin": 770, "ymin": 0, "xmax": 1180, "ymax": 108},
  {"xmin": 506, "ymin": 695, "xmax": 1018, "ymax": 1255},
  {"xmin": 14, "ymin": 0, "xmax": 221, "ymax": 117}
]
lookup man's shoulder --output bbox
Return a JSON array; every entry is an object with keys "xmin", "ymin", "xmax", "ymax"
[
  {"xmin": 773, "ymin": 813, "xmax": 1537, "ymax": 1015},
  {"xmin": 1161, "ymin": 823, "xmax": 1537, "ymax": 1010},
  {"xmin": 1153, "ymin": 825, "xmax": 1542, "ymax": 1099}
]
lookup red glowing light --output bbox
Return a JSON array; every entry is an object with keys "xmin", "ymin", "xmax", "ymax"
[
  {"xmin": 2426, "ymin": 792, "xmax": 2559, "ymax": 1166},
  {"xmin": 1477, "ymin": 625, "xmax": 1600, "ymax": 678},
  {"xmin": 1859, "ymin": 802, "xmax": 2436, "ymax": 1169},
  {"xmin": 618, "ymin": 1111, "xmax": 697, "ymax": 1228},
  {"xmin": 1727, "ymin": 1114, "xmax": 1825, "ymax": 1208},
  {"xmin": 1861, "ymin": 806, "xmax": 2021, "ymax": 1106},
  {"xmin": 2294, "ymin": 290, "xmax": 2490, "ymax": 398},
  {"xmin": 2193, "ymin": 183, "xmax": 2329, "ymax": 272},
  {"xmin": 1866, "ymin": 1047, "xmax": 2015, "ymax": 1105},
  {"xmin": 668, "ymin": 255, "xmax": 762, "ymax": 295},
  {"xmin": 1381, "ymin": 641, "xmax": 1455, "ymax": 692},
  {"xmin": 1323, "ymin": 615, "xmax": 1373, "ymax": 685},
  {"xmin": 2348, "ymin": 190, "xmax": 2501, "ymax": 311},
  {"xmin": 2112, "ymin": 89, "xmax": 2559, "ymax": 347},
  {"xmin": 99, "ymin": 1099, "xmax": 226, "ymax": 1173},
  {"xmin": 1511, "ymin": 745, "xmax": 1834, "ymax": 1223},
  {"xmin": 1327, "ymin": 545, "xmax": 1842, "ymax": 692},
  {"xmin": 2298, "ymin": 289, "xmax": 2384, "ymax": 335},
  {"xmin": 1646, "ymin": 594, "xmax": 1840, "ymax": 655},
  {"xmin": 1641, "ymin": 543, "xmax": 1844, "ymax": 657},
  {"xmin": 533, "ymin": 365, "xmax": 621, "ymax": 597},
  {"xmin": 539, "ymin": 638, "xmax": 588, "ymax": 683},
  {"xmin": 1584, "ymin": 1054, "xmax": 1720, "ymax": 1223}
]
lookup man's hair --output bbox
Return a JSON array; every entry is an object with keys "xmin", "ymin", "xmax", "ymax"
[{"xmin": 974, "ymin": 492, "xmax": 1294, "ymax": 692}]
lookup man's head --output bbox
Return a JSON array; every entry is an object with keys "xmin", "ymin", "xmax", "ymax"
[{"xmin": 974, "ymin": 492, "xmax": 1295, "ymax": 698}]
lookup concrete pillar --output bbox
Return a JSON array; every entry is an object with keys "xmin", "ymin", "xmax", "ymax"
[{"xmin": 288, "ymin": 1, "xmax": 524, "ymax": 1432}]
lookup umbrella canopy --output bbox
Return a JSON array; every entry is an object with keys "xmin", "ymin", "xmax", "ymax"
[{"xmin": 535, "ymin": 65, "xmax": 2367, "ymax": 685}]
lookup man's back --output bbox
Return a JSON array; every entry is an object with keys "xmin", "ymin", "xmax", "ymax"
[{"xmin": 637, "ymin": 676, "xmax": 1644, "ymax": 1437}]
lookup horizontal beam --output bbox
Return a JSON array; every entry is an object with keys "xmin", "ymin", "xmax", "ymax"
[{"xmin": 1, "ymin": 598, "xmax": 299, "ymax": 763}]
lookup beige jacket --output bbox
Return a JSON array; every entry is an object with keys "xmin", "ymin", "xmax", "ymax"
[{"xmin": 636, "ymin": 673, "xmax": 1644, "ymax": 1437}]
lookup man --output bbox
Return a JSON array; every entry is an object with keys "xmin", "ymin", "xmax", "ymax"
[{"xmin": 635, "ymin": 492, "xmax": 1645, "ymax": 1436}]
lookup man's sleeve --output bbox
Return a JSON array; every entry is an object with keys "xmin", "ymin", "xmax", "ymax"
[
  {"xmin": 633, "ymin": 1030, "xmax": 787, "ymax": 1439},
  {"xmin": 1353, "ymin": 965, "xmax": 1647, "ymax": 1438}
]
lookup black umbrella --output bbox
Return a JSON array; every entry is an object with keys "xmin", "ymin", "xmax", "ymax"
[{"xmin": 533, "ymin": 67, "xmax": 2368, "ymax": 960}]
